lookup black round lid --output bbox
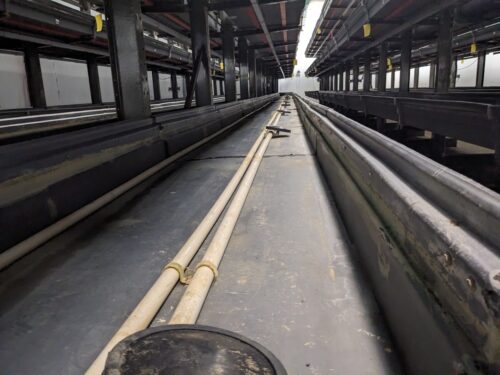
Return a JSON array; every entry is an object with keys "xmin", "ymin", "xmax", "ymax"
[{"xmin": 103, "ymin": 324, "xmax": 287, "ymax": 375}]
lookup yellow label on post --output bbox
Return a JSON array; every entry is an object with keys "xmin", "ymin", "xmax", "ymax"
[
  {"xmin": 387, "ymin": 57, "xmax": 392, "ymax": 70},
  {"xmin": 363, "ymin": 23, "xmax": 371, "ymax": 38},
  {"xmin": 316, "ymin": 27, "xmax": 321, "ymax": 35},
  {"xmin": 470, "ymin": 42, "xmax": 477, "ymax": 54},
  {"xmin": 95, "ymin": 13, "xmax": 103, "ymax": 32},
  {"xmin": 220, "ymin": 62, "xmax": 224, "ymax": 69},
  {"xmin": 293, "ymin": 59, "xmax": 297, "ymax": 66}
]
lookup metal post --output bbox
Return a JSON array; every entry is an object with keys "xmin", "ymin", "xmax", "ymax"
[
  {"xmin": 338, "ymin": 71, "xmax": 344, "ymax": 91},
  {"xmin": 390, "ymin": 69, "xmax": 395, "ymax": 90},
  {"xmin": 24, "ymin": 45, "xmax": 46, "ymax": 108},
  {"xmin": 414, "ymin": 63, "xmax": 420, "ymax": 88},
  {"xmin": 353, "ymin": 58, "xmax": 359, "ymax": 91},
  {"xmin": 222, "ymin": 19, "xmax": 236, "ymax": 102},
  {"xmin": 87, "ymin": 56, "xmax": 102, "ymax": 105},
  {"xmin": 171, "ymin": 72, "xmax": 178, "ymax": 99},
  {"xmin": 476, "ymin": 50, "xmax": 486, "ymax": 88},
  {"xmin": 219, "ymin": 79, "xmax": 224, "ymax": 96},
  {"xmin": 213, "ymin": 78, "xmax": 218, "ymax": 96},
  {"xmin": 189, "ymin": 0, "xmax": 212, "ymax": 106},
  {"xmin": 344, "ymin": 66, "xmax": 349, "ymax": 92},
  {"xmin": 249, "ymin": 48, "xmax": 256, "ymax": 97},
  {"xmin": 256, "ymin": 59, "xmax": 262, "ymax": 97},
  {"xmin": 400, "ymin": 30, "xmax": 412, "ymax": 94},
  {"xmin": 152, "ymin": 68, "xmax": 161, "ymax": 101},
  {"xmin": 104, "ymin": 0, "xmax": 151, "ymax": 120},
  {"xmin": 378, "ymin": 42, "xmax": 387, "ymax": 92},
  {"xmin": 363, "ymin": 55, "xmax": 370, "ymax": 91},
  {"xmin": 429, "ymin": 62, "xmax": 436, "ymax": 88},
  {"xmin": 435, "ymin": 9, "xmax": 453, "ymax": 93},
  {"xmin": 239, "ymin": 37, "xmax": 249, "ymax": 99}
]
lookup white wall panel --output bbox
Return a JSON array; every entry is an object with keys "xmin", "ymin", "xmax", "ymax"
[
  {"xmin": 0, "ymin": 52, "xmax": 31, "ymax": 110},
  {"xmin": 41, "ymin": 58, "xmax": 91, "ymax": 106},
  {"xmin": 159, "ymin": 73, "xmax": 172, "ymax": 99},
  {"xmin": 278, "ymin": 76, "xmax": 319, "ymax": 96},
  {"xmin": 98, "ymin": 65, "xmax": 114, "ymax": 103},
  {"xmin": 484, "ymin": 52, "xmax": 500, "ymax": 86}
]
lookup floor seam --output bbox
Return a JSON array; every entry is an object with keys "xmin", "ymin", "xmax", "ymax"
[{"xmin": 188, "ymin": 153, "xmax": 313, "ymax": 161}]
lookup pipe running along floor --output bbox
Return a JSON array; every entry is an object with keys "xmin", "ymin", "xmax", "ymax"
[{"xmin": 0, "ymin": 100, "xmax": 403, "ymax": 374}]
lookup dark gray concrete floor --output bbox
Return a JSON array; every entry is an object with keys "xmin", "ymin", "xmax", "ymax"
[{"xmin": 0, "ymin": 100, "xmax": 402, "ymax": 374}]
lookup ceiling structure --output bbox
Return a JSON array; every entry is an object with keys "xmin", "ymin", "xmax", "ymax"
[
  {"xmin": 304, "ymin": 0, "xmax": 500, "ymax": 77},
  {"xmin": 0, "ymin": 0, "xmax": 305, "ymax": 78}
]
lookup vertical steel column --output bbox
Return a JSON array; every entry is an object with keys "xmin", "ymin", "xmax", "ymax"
[
  {"xmin": 152, "ymin": 68, "xmax": 161, "ymax": 101},
  {"xmin": 171, "ymin": 72, "xmax": 178, "ymax": 99},
  {"xmin": 189, "ymin": 0, "xmax": 212, "ymax": 106},
  {"xmin": 238, "ymin": 37, "xmax": 249, "ymax": 99},
  {"xmin": 222, "ymin": 19, "xmax": 236, "ymax": 102},
  {"xmin": 414, "ymin": 64, "xmax": 419, "ymax": 88},
  {"xmin": 377, "ymin": 42, "xmax": 387, "ymax": 91},
  {"xmin": 363, "ymin": 55, "xmax": 371, "ymax": 91},
  {"xmin": 248, "ymin": 48, "xmax": 256, "ymax": 97},
  {"xmin": 344, "ymin": 65, "xmax": 349, "ymax": 91},
  {"xmin": 24, "ymin": 45, "xmax": 46, "ymax": 108},
  {"xmin": 104, "ymin": 0, "xmax": 150, "ymax": 120},
  {"xmin": 338, "ymin": 71, "xmax": 344, "ymax": 91},
  {"xmin": 219, "ymin": 80, "xmax": 224, "ymax": 96},
  {"xmin": 87, "ymin": 56, "xmax": 102, "ymax": 105},
  {"xmin": 256, "ymin": 59, "xmax": 262, "ymax": 97},
  {"xmin": 353, "ymin": 58, "xmax": 359, "ymax": 91},
  {"xmin": 476, "ymin": 50, "xmax": 486, "ymax": 88},
  {"xmin": 213, "ymin": 78, "xmax": 218, "ymax": 96},
  {"xmin": 400, "ymin": 30, "xmax": 412, "ymax": 94},
  {"xmin": 435, "ymin": 9, "xmax": 453, "ymax": 93}
]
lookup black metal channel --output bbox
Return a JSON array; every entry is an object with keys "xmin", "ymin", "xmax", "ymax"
[
  {"xmin": 295, "ymin": 94, "xmax": 500, "ymax": 374},
  {"xmin": 0, "ymin": 94, "xmax": 279, "ymax": 253}
]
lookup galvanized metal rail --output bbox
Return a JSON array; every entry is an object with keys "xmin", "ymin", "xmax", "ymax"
[{"xmin": 295, "ymin": 93, "xmax": 500, "ymax": 374}]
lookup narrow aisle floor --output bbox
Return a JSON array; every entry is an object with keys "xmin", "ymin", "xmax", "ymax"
[{"xmin": 0, "ymin": 100, "xmax": 402, "ymax": 375}]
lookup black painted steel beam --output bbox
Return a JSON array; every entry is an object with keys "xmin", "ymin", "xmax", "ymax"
[
  {"xmin": 377, "ymin": 43, "xmax": 387, "ymax": 92},
  {"xmin": 222, "ymin": 19, "xmax": 236, "ymax": 102},
  {"xmin": 104, "ymin": 0, "xmax": 151, "ymax": 120},
  {"xmin": 436, "ymin": 9, "xmax": 453, "ymax": 93},
  {"xmin": 24, "ymin": 45, "xmax": 46, "ymax": 108},
  {"xmin": 189, "ymin": 0, "xmax": 212, "ymax": 107},
  {"xmin": 152, "ymin": 68, "xmax": 161, "ymax": 100},
  {"xmin": 399, "ymin": 30, "xmax": 412, "ymax": 94},
  {"xmin": 170, "ymin": 72, "xmax": 178, "ymax": 99},
  {"xmin": 87, "ymin": 56, "xmax": 102, "ymax": 105},
  {"xmin": 249, "ymin": 48, "xmax": 257, "ymax": 97},
  {"xmin": 239, "ymin": 37, "xmax": 250, "ymax": 100}
]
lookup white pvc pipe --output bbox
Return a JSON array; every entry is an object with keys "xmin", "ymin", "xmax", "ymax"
[
  {"xmin": 0, "ymin": 103, "xmax": 273, "ymax": 271},
  {"xmin": 84, "ymin": 107, "xmax": 281, "ymax": 375},
  {"xmin": 169, "ymin": 120, "xmax": 279, "ymax": 324}
]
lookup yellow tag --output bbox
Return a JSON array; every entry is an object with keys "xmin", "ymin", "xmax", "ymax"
[
  {"xmin": 293, "ymin": 59, "xmax": 297, "ymax": 66},
  {"xmin": 220, "ymin": 62, "xmax": 224, "ymax": 69},
  {"xmin": 461, "ymin": 57, "xmax": 465, "ymax": 64},
  {"xmin": 316, "ymin": 27, "xmax": 321, "ymax": 35},
  {"xmin": 363, "ymin": 23, "xmax": 371, "ymax": 38},
  {"xmin": 470, "ymin": 42, "xmax": 477, "ymax": 54},
  {"xmin": 95, "ymin": 13, "xmax": 103, "ymax": 32},
  {"xmin": 387, "ymin": 57, "xmax": 392, "ymax": 70}
]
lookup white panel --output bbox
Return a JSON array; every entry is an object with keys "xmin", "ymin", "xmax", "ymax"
[
  {"xmin": 0, "ymin": 52, "xmax": 30, "ymax": 110},
  {"xmin": 410, "ymin": 68, "xmax": 415, "ymax": 88},
  {"xmin": 41, "ymin": 58, "xmax": 92, "ymax": 106},
  {"xmin": 147, "ymin": 70, "xmax": 154, "ymax": 100},
  {"xmin": 371, "ymin": 73, "xmax": 377, "ymax": 90},
  {"xmin": 349, "ymin": 70, "xmax": 353, "ymax": 90},
  {"xmin": 159, "ymin": 73, "xmax": 172, "ymax": 99},
  {"xmin": 386, "ymin": 72, "xmax": 391, "ymax": 89},
  {"xmin": 484, "ymin": 52, "xmax": 500, "ymax": 87},
  {"xmin": 394, "ymin": 69, "xmax": 400, "ymax": 89},
  {"xmin": 455, "ymin": 57, "xmax": 478, "ymax": 87},
  {"xmin": 177, "ymin": 75, "xmax": 186, "ymax": 98},
  {"xmin": 278, "ymin": 76, "xmax": 319, "ymax": 96},
  {"xmin": 418, "ymin": 65, "xmax": 431, "ymax": 88},
  {"xmin": 98, "ymin": 65, "xmax": 115, "ymax": 103}
]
